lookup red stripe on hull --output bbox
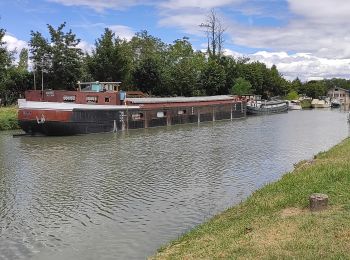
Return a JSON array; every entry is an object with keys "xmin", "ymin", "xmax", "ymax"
[{"xmin": 18, "ymin": 109, "xmax": 73, "ymax": 122}]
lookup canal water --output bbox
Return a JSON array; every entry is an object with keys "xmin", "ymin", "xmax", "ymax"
[{"xmin": 0, "ymin": 109, "xmax": 348, "ymax": 260}]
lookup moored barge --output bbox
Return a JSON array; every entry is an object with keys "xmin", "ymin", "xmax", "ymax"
[
  {"xmin": 244, "ymin": 95, "xmax": 288, "ymax": 115},
  {"xmin": 18, "ymin": 82, "xmax": 246, "ymax": 136}
]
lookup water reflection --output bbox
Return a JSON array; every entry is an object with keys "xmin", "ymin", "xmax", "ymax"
[{"xmin": 0, "ymin": 109, "xmax": 348, "ymax": 259}]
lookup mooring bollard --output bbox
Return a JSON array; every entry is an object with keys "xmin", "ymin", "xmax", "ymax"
[{"xmin": 309, "ymin": 193, "xmax": 328, "ymax": 211}]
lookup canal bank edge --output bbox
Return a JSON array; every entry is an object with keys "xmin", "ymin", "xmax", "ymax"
[
  {"xmin": 0, "ymin": 107, "xmax": 19, "ymax": 131},
  {"xmin": 151, "ymin": 138, "xmax": 350, "ymax": 259}
]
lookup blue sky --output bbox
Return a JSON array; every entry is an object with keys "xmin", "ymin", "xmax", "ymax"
[{"xmin": 1, "ymin": 0, "xmax": 350, "ymax": 81}]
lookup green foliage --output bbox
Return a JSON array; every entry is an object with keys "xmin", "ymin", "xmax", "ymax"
[
  {"xmin": 286, "ymin": 90, "xmax": 299, "ymax": 100},
  {"xmin": 1, "ymin": 67, "xmax": 32, "ymax": 104},
  {"xmin": 132, "ymin": 56, "xmax": 163, "ymax": 95},
  {"xmin": 220, "ymin": 56, "xmax": 240, "ymax": 93},
  {"xmin": 3, "ymin": 21, "xmax": 350, "ymax": 105},
  {"xmin": 18, "ymin": 48, "xmax": 28, "ymax": 71},
  {"xmin": 130, "ymin": 30, "xmax": 168, "ymax": 95},
  {"xmin": 0, "ymin": 28, "xmax": 12, "ymax": 79},
  {"xmin": 29, "ymin": 22, "xmax": 83, "ymax": 90},
  {"xmin": 0, "ymin": 106, "xmax": 19, "ymax": 130},
  {"xmin": 200, "ymin": 58, "xmax": 226, "ymax": 96},
  {"xmin": 291, "ymin": 77, "xmax": 302, "ymax": 92},
  {"xmin": 0, "ymin": 27, "xmax": 31, "ymax": 105},
  {"xmin": 230, "ymin": 77, "xmax": 252, "ymax": 95},
  {"xmin": 300, "ymin": 80, "xmax": 327, "ymax": 98},
  {"xmin": 300, "ymin": 99, "xmax": 312, "ymax": 109},
  {"xmin": 86, "ymin": 28, "xmax": 131, "ymax": 84},
  {"xmin": 163, "ymin": 38, "xmax": 205, "ymax": 96}
]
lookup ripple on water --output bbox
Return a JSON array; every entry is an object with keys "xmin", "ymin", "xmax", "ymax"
[{"xmin": 0, "ymin": 110, "xmax": 348, "ymax": 259}]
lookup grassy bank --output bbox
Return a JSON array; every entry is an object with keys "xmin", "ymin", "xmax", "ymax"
[
  {"xmin": 0, "ymin": 106, "xmax": 19, "ymax": 130},
  {"xmin": 152, "ymin": 138, "xmax": 350, "ymax": 259},
  {"xmin": 301, "ymin": 99, "xmax": 312, "ymax": 109}
]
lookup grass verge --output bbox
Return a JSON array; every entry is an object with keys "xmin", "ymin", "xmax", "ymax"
[
  {"xmin": 301, "ymin": 99, "xmax": 312, "ymax": 109},
  {"xmin": 0, "ymin": 106, "xmax": 19, "ymax": 130},
  {"xmin": 152, "ymin": 138, "xmax": 350, "ymax": 259}
]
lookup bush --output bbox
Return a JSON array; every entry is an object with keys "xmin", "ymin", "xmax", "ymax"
[{"xmin": 0, "ymin": 107, "xmax": 19, "ymax": 130}]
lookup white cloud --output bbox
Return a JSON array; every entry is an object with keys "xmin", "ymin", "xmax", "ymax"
[
  {"xmin": 223, "ymin": 48, "xmax": 243, "ymax": 57},
  {"xmin": 77, "ymin": 40, "xmax": 94, "ymax": 53},
  {"xmin": 244, "ymin": 51, "xmax": 350, "ymax": 81},
  {"xmin": 156, "ymin": 0, "xmax": 243, "ymax": 37},
  {"xmin": 288, "ymin": 0, "xmax": 350, "ymax": 23},
  {"xmin": 108, "ymin": 25, "xmax": 135, "ymax": 41},
  {"xmin": 159, "ymin": 0, "xmax": 241, "ymax": 10},
  {"xmin": 226, "ymin": 16, "xmax": 350, "ymax": 59},
  {"xmin": 219, "ymin": 1, "xmax": 350, "ymax": 59},
  {"xmin": 47, "ymin": 0, "xmax": 142, "ymax": 11},
  {"xmin": 3, "ymin": 34, "xmax": 28, "ymax": 52},
  {"xmin": 158, "ymin": 13, "xmax": 206, "ymax": 36}
]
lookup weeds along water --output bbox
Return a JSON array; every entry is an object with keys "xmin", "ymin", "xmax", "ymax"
[{"xmin": 0, "ymin": 107, "xmax": 19, "ymax": 131}]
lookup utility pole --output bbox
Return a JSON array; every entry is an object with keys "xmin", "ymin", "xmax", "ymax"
[
  {"xmin": 33, "ymin": 63, "xmax": 36, "ymax": 90},
  {"xmin": 41, "ymin": 58, "xmax": 44, "ymax": 93}
]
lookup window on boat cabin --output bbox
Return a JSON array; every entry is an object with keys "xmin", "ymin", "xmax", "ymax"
[
  {"xmin": 105, "ymin": 97, "xmax": 111, "ymax": 103},
  {"xmin": 157, "ymin": 111, "xmax": 167, "ymax": 118},
  {"xmin": 45, "ymin": 90, "xmax": 54, "ymax": 97},
  {"xmin": 132, "ymin": 113, "xmax": 144, "ymax": 120},
  {"xmin": 177, "ymin": 109, "xmax": 186, "ymax": 115},
  {"xmin": 63, "ymin": 95, "xmax": 76, "ymax": 102},
  {"xmin": 86, "ymin": 96, "xmax": 98, "ymax": 103}
]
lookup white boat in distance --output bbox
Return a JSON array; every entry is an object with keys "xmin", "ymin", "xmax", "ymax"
[
  {"xmin": 311, "ymin": 98, "xmax": 331, "ymax": 108},
  {"xmin": 287, "ymin": 100, "xmax": 302, "ymax": 110}
]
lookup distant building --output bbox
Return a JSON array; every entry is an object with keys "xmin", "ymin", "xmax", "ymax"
[{"xmin": 327, "ymin": 87, "xmax": 350, "ymax": 105}]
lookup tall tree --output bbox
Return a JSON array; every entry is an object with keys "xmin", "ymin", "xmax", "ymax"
[
  {"xmin": 164, "ymin": 38, "xmax": 205, "ymax": 96},
  {"xmin": 132, "ymin": 56, "xmax": 162, "ymax": 95},
  {"xmin": 29, "ymin": 31, "xmax": 50, "ymax": 90},
  {"xmin": 302, "ymin": 80, "xmax": 327, "ymax": 98},
  {"xmin": 48, "ymin": 22, "xmax": 82, "ymax": 89},
  {"xmin": 200, "ymin": 58, "xmax": 226, "ymax": 96},
  {"xmin": 29, "ymin": 22, "xmax": 83, "ymax": 90},
  {"xmin": 0, "ymin": 27, "xmax": 16, "ymax": 104},
  {"xmin": 130, "ymin": 30, "xmax": 167, "ymax": 61},
  {"xmin": 0, "ymin": 28, "xmax": 11, "ymax": 81},
  {"xmin": 220, "ymin": 56, "xmax": 240, "ymax": 94},
  {"xmin": 130, "ymin": 31, "xmax": 167, "ymax": 94},
  {"xmin": 87, "ymin": 28, "xmax": 131, "ymax": 83},
  {"xmin": 291, "ymin": 77, "xmax": 302, "ymax": 93},
  {"xmin": 200, "ymin": 9, "xmax": 225, "ymax": 58},
  {"xmin": 18, "ymin": 48, "xmax": 28, "ymax": 71}
]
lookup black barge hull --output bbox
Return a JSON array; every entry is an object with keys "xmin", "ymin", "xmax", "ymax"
[{"xmin": 19, "ymin": 103, "xmax": 246, "ymax": 136}]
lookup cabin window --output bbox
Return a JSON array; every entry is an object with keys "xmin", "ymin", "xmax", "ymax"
[
  {"xmin": 105, "ymin": 97, "xmax": 110, "ymax": 103},
  {"xmin": 63, "ymin": 95, "xmax": 76, "ymax": 102},
  {"xmin": 157, "ymin": 111, "xmax": 166, "ymax": 118},
  {"xmin": 46, "ymin": 90, "xmax": 54, "ymax": 97},
  {"xmin": 86, "ymin": 96, "xmax": 98, "ymax": 103},
  {"xmin": 132, "ymin": 113, "xmax": 144, "ymax": 120},
  {"xmin": 178, "ymin": 110, "xmax": 186, "ymax": 115}
]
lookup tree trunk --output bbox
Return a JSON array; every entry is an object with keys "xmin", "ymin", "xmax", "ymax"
[{"xmin": 309, "ymin": 193, "xmax": 328, "ymax": 211}]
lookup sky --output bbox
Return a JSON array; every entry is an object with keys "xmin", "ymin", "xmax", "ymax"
[{"xmin": 1, "ymin": 0, "xmax": 350, "ymax": 81}]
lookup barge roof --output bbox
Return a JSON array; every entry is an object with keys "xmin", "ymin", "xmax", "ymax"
[
  {"xmin": 18, "ymin": 100, "xmax": 140, "ymax": 111},
  {"xmin": 126, "ymin": 95, "xmax": 235, "ymax": 104}
]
